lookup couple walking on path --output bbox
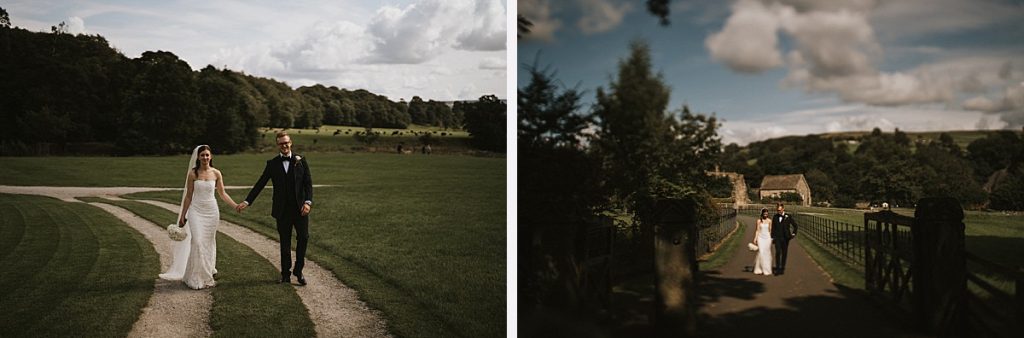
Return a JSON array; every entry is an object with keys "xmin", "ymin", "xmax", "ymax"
[
  {"xmin": 160, "ymin": 131, "xmax": 314, "ymax": 289},
  {"xmin": 751, "ymin": 203, "xmax": 798, "ymax": 276}
]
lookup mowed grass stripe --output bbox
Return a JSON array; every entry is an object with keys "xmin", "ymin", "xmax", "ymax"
[
  {"xmin": 0, "ymin": 194, "xmax": 157, "ymax": 336},
  {"xmin": 0, "ymin": 199, "xmax": 28, "ymax": 261},
  {"xmin": 86, "ymin": 198, "xmax": 316, "ymax": 337}
]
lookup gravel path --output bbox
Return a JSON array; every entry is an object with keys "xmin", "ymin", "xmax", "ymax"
[
  {"xmin": 89, "ymin": 202, "xmax": 213, "ymax": 338},
  {"xmin": 699, "ymin": 214, "xmax": 925, "ymax": 337},
  {"xmin": 138, "ymin": 199, "xmax": 390, "ymax": 338}
]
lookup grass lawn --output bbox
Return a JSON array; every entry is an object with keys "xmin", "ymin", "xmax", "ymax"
[
  {"xmin": 0, "ymin": 193, "xmax": 158, "ymax": 336},
  {"xmin": 2, "ymin": 153, "xmax": 507, "ymax": 337},
  {"xmin": 77, "ymin": 197, "xmax": 317, "ymax": 337}
]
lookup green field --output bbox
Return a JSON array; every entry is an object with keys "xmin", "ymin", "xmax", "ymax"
[
  {"xmin": 257, "ymin": 124, "xmax": 472, "ymax": 154},
  {"xmin": 0, "ymin": 194, "xmax": 158, "ymax": 336},
  {"xmin": 0, "ymin": 153, "xmax": 507, "ymax": 337}
]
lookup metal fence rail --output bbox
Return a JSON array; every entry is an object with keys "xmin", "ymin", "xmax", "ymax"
[
  {"xmin": 794, "ymin": 213, "xmax": 867, "ymax": 266},
  {"xmin": 696, "ymin": 208, "xmax": 738, "ymax": 256}
]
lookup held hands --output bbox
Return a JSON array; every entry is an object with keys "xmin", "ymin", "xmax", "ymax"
[{"xmin": 235, "ymin": 202, "xmax": 248, "ymax": 213}]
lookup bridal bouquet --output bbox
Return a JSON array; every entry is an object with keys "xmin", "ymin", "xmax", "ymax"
[
  {"xmin": 747, "ymin": 243, "xmax": 758, "ymax": 251},
  {"xmin": 167, "ymin": 224, "xmax": 187, "ymax": 241}
]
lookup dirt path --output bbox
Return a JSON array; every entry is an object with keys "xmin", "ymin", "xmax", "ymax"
[
  {"xmin": 137, "ymin": 199, "xmax": 390, "ymax": 338},
  {"xmin": 88, "ymin": 202, "xmax": 213, "ymax": 338},
  {"xmin": 699, "ymin": 214, "xmax": 925, "ymax": 338}
]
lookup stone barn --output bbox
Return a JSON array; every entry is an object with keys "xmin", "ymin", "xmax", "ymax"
[{"xmin": 758, "ymin": 174, "xmax": 812, "ymax": 207}]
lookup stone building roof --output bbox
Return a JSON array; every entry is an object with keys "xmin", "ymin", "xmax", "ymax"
[{"xmin": 759, "ymin": 174, "xmax": 806, "ymax": 190}]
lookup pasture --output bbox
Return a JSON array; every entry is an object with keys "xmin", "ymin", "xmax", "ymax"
[
  {"xmin": 257, "ymin": 124, "xmax": 472, "ymax": 153},
  {"xmin": 0, "ymin": 152, "xmax": 506, "ymax": 337}
]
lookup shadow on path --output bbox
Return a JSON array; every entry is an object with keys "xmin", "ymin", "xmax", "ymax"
[{"xmin": 698, "ymin": 215, "xmax": 927, "ymax": 338}]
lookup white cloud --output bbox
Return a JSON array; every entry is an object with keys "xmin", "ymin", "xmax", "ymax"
[
  {"xmin": 963, "ymin": 82, "xmax": 1024, "ymax": 127},
  {"xmin": 455, "ymin": 0, "xmax": 507, "ymax": 51},
  {"xmin": 518, "ymin": 0, "xmax": 562, "ymax": 42},
  {"xmin": 365, "ymin": 0, "xmax": 505, "ymax": 64},
  {"xmin": 479, "ymin": 57, "xmax": 506, "ymax": 70},
  {"xmin": 576, "ymin": 0, "xmax": 632, "ymax": 35},
  {"xmin": 64, "ymin": 16, "xmax": 86, "ymax": 34},
  {"xmin": 705, "ymin": 0, "xmax": 785, "ymax": 73},
  {"xmin": 709, "ymin": 0, "xmax": 1024, "ymax": 114},
  {"xmin": 872, "ymin": 0, "xmax": 1024, "ymax": 41}
]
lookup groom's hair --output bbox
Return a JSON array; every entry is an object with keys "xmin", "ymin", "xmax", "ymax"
[{"xmin": 276, "ymin": 131, "xmax": 290, "ymax": 140}]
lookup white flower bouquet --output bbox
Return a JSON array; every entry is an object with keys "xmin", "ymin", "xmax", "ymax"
[
  {"xmin": 747, "ymin": 243, "xmax": 758, "ymax": 251},
  {"xmin": 167, "ymin": 223, "xmax": 187, "ymax": 241}
]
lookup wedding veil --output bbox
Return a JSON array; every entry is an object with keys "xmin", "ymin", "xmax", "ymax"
[
  {"xmin": 159, "ymin": 145, "xmax": 204, "ymax": 281},
  {"xmin": 178, "ymin": 145, "xmax": 203, "ymax": 223}
]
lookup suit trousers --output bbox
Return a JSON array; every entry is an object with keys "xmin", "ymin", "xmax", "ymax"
[
  {"xmin": 774, "ymin": 237, "xmax": 790, "ymax": 270},
  {"xmin": 277, "ymin": 210, "xmax": 309, "ymax": 277}
]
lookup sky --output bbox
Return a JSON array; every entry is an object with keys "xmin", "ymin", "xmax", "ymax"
[
  {"xmin": 5, "ymin": 0, "xmax": 508, "ymax": 102},
  {"xmin": 517, "ymin": 0, "xmax": 1024, "ymax": 145}
]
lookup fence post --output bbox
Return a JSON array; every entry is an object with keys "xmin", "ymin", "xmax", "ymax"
[
  {"xmin": 912, "ymin": 197, "xmax": 968, "ymax": 336},
  {"xmin": 652, "ymin": 198, "xmax": 698, "ymax": 337}
]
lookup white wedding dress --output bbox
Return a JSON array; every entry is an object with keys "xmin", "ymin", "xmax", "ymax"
[
  {"xmin": 753, "ymin": 218, "xmax": 773, "ymax": 275},
  {"xmin": 159, "ymin": 179, "xmax": 218, "ymax": 289}
]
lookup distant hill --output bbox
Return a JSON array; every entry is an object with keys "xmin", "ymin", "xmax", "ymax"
[{"xmin": 807, "ymin": 129, "xmax": 1020, "ymax": 151}]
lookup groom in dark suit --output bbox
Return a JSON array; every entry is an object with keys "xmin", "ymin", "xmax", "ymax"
[
  {"xmin": 771, "ymin": 203, "xmax": 798, "ymax": 275},
  {"xmin": 237, "ymin": 131, "xmax": 314, "ymax": 285}
]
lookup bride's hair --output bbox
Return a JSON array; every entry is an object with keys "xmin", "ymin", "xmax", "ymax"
[{"xmin": 193, "ymin": 145, "xmax": 214, "ymax": 177}]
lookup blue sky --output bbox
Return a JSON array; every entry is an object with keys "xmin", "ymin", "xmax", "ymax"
[
  {"xmin": 517, "ymin": 0, "xmax": 1024, "ymax": 145},
  {"xmin": 5, "ymin": 0, "xmax": 507, "ymax": 102}
]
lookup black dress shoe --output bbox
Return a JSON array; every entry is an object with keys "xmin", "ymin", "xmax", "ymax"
[
  {"xmin": 296, "ymin": 275, "xmax": 307, "ymax": 286},
  {"xmin": 280, "ymin": 276, "xmax": 290, "ymax": 284}
]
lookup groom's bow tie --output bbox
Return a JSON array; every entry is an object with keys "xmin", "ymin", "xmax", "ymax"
[{"xmin": 281, "ymin": 155, "xmax": 293, "ymax": 161}]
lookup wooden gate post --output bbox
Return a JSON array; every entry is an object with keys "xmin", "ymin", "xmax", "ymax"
[
  {"xmin": 912, "ymin": 197, "xmax": 968, "ymax": 336},
  {"xmin": 653, "ymin": 199, "xmax": 698, "ymax": 337}
]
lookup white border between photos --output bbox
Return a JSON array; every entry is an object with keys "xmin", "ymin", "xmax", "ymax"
[{"xmin": 506, "ymin": 0, "xmax": 518, "ymax": 336}]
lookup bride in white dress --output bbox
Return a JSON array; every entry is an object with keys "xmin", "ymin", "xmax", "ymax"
[
  {"xmin": 753, "ymin": 208, "xmax": 774, "ymax": 276},
  {"xmin": 159, "ymin": 145, "xmax": 239, "ymax": 289}
]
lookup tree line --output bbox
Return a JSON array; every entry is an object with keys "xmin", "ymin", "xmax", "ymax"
[
  {"xmin": 0, "ymin": 19, "xmax": 505, "ymax": 155},
  {"xmin": 718, "ymin": 128, "xmax": 1024, "ymax": 210}
]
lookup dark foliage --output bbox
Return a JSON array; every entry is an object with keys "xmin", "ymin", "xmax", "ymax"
[{"xmin": 0, "ymin": 19, "xmax": 482, "ymax": 155}]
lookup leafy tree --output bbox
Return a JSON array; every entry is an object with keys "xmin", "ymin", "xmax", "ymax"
[
  {"xmin": 195, "ymin": 66, "xmax": 258, "ymax": 153},
  {"xmin": 1, "ymin": 6, "xmax": 11, "ymax": 28},
  {"xmin": 989, "ymin": 168, "xmax": 1024, "ymax": 210},
  {"xmin": 518, "ymin": 60, "xmax": 588, "ymax": 148},
  {"xmin": 913, "ymin": 142, "xmax": 987, "ymax": 207},
  {"xmin": 804, "ymin": 168, "xmax": 836, "ymax": 205},
  {"xmin": 117, "ymin": 51, "xmax": 202, "ymax": 155},
  {"xmin": 593, "ymin": 40, "xmax": 720, "ymax": 233},
  {"xmin": 967, "ymin": 131, "xmax": 1024, "ymax": 183},
  {"xmin": 463, "ymin": 94, "xmax": 506, "ymax": 152}
]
